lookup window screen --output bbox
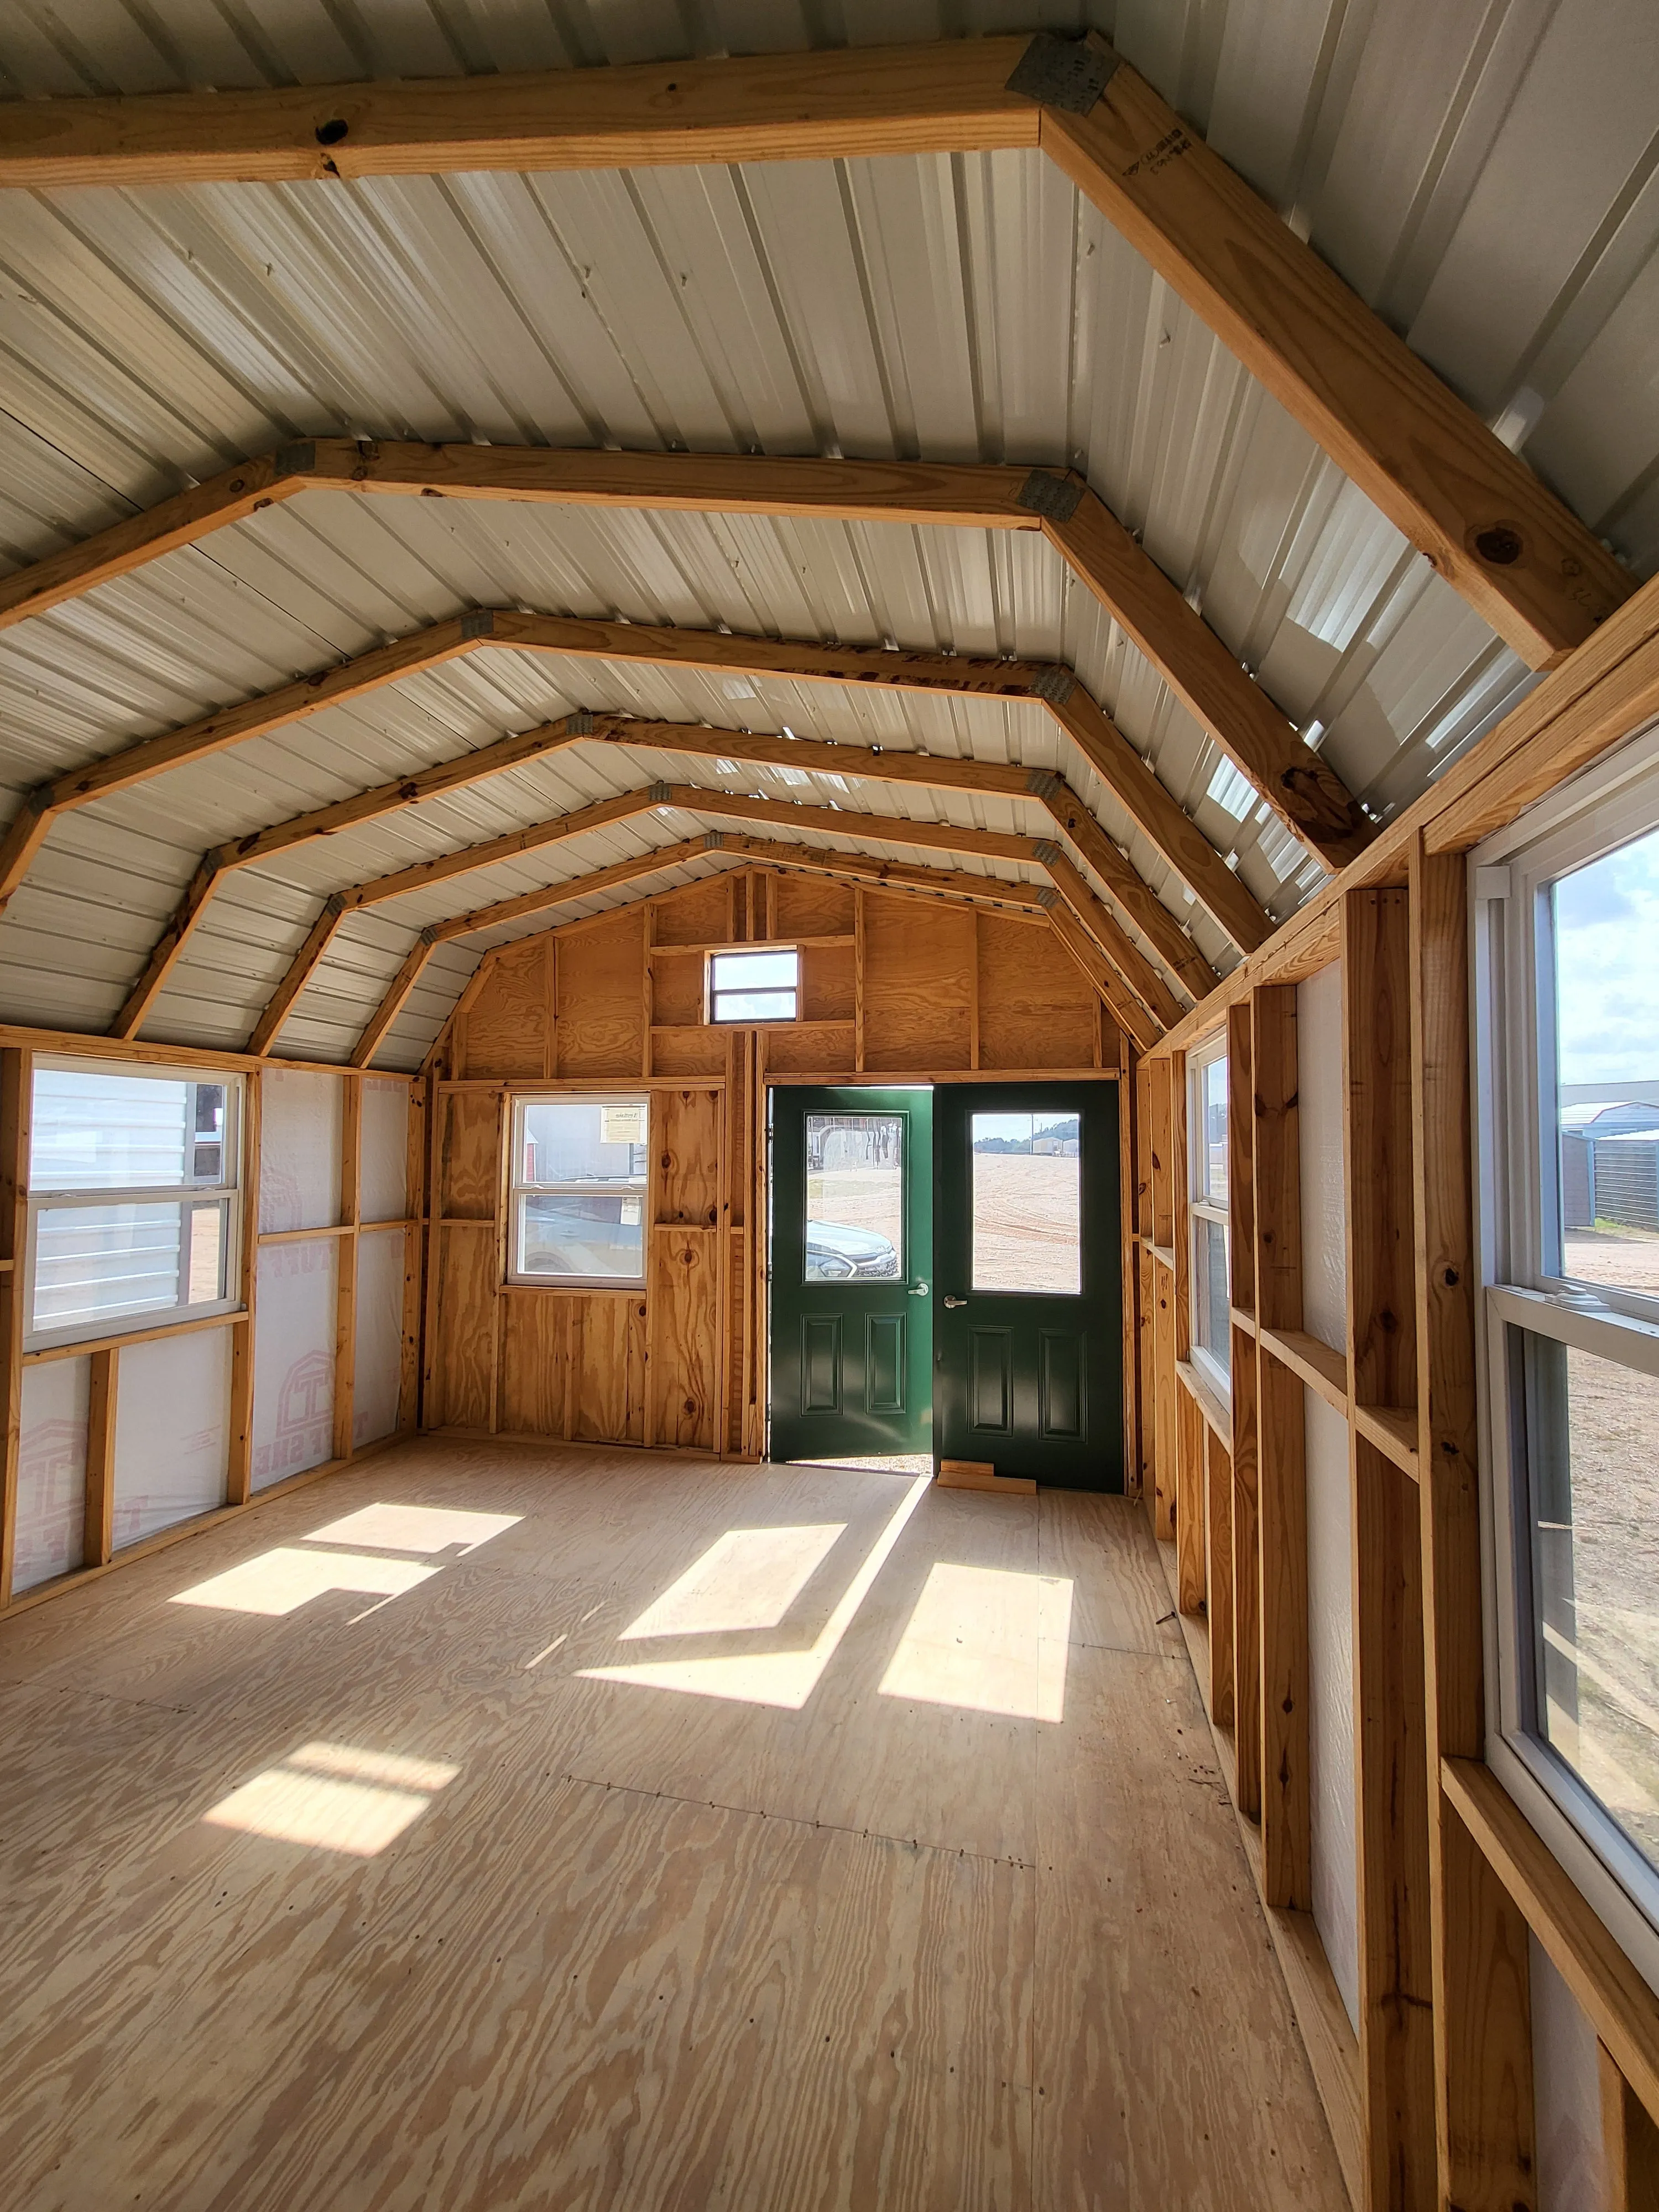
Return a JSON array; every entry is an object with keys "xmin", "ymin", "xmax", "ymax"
[
  {"xmin": 28, "ymin": 1062, "xmax": 240, "ymax": 1347},
  {"xmin": 970, "ymin": 1112, "xmax": 1081, "ymax": 1296},
  {"xmin": 708, "ymin": 947, "xmax": 799, "ymax": 1024},
  {"xmin": 510, "ymin": 1097, "xmax": 648, "ymax": 1285}
]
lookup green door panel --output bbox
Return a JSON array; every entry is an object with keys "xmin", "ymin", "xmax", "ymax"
[
  {"xmin": 932, "ymin": 1081, "xmax": 1123, "ymax": 1492},
  {"xmin": 769, "ymin": 1086, "xmax": 933, "ymax": 1463}
]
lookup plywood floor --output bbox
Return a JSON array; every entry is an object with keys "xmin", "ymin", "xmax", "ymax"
[{"xmin": 0, "ymin": 1441, "xmax": 1345, "ymax": 2211}]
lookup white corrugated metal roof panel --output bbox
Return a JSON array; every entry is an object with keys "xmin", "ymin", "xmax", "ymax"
[
  {"xmin": 0, "ymin": 4, "xmax": 1650, "ymax": 1060},
  {"xmin": 0, "ymin": 1, "xmax": 1650, "ymax": 557}
]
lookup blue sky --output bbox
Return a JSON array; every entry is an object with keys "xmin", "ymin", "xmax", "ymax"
[{"xmin": 1554, "ymin": 825, "xmax": 1659, "ymax": 1083}]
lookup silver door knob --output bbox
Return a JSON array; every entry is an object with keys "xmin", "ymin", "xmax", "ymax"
[
  {"xmin": 907, "ymin": 1281, "xmax": 929, "ymax": 1296},
  {"xmin": 943, "ymin": 1295, "xmax": 967, "ymax": 1308}
]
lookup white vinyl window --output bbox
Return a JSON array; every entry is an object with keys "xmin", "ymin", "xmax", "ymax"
[
  {"xmin": 707, "ymin": 945, "xmax": 799, "ymax": 1024},
  {"xmin": 1473, "ymin": 723, "xmax": 1659, "ymax": 1979},
  {"xmin": 509, "ymin": 1094, "xmax": 649, "ymax": 1287},
  {"xmin": 1187, "ymin": 1031, "xmax": 1230, "ymax": 1399},
  {"xmin": 26, "ymin": 1059, "xmax": 243, "ymax": 1352}
]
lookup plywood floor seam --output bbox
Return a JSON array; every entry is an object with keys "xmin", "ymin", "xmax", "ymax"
[
  {"xmin": 0, "ymin": 1439, "xmax": 1344, "ymax": 2211},
  {"xmin": 557, "ymin": 1767, "xmax": 1041, "ymax": 1870}
]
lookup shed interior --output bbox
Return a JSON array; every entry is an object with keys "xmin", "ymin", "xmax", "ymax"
[{"xmin": 2, "ymin": 10, "xmax": 1658, "ymax": 2208}]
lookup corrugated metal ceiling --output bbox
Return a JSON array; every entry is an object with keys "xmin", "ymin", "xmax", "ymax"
[{"xmin": 0, "ymin": 0, "xmax": 1652, "ymax": 1068}]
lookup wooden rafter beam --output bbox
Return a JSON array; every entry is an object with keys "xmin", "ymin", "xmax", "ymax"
[
  {"xmin": 0, "ymin": 447, "xmax": 1353, "ymax": 884},
  {"xmin": 0, "ymin": 606, "xmax": 1057, "ymax": 870},
  {"xmin": 350, "ymin": 933, "xmax": 441, "ymax": 1072},
  {"xmin": 7, "ymin": 600, "xmax": 1259, "ymax": 1006},
  {"xmin": 1039, "ymin": 507, "xmax": 1366, "ymax": 863},
  {"xmin": 0, "ymin": 35, "xmax": 1625, "ymax": 667},
  {"xmin": 343, "ymin": 826, "xmax": 1155, "ymax": 1070},
  {"xmin": 661, "ymin": 790, "xmax": 1180, "ymax": 1029},
  {"xmin": 122, "ymin": 709, "xmax": 1217, "ymax": 1044},
  {"xmin": 109, "ymin": 858, "xmax": 218, "ymax": 1040},
  {"xmin": 0, "ymin": 38, "xmax": 1038, "ymax": 189},
  {"xmin": 0, "ymin": 444, "xmax": 1036, "ymax": 633},
  {"xmin": 346, "ymin": 836, "xmax": 715, "ymax": 1067},
  {"xmin": 335, "ymin": 786, "xmax": 662, "ymax": 915},
  {"xmin": 581, "ymin": 720, "xmax": 1215, "ymax": 992},
  {"xmin": 660, "ymin": 831, "xmax": 1162, "ymax": 1050},
  {"xmin": 0, "ymin": 610, "xmax": 485, "ymax": 905},
  {"xmin": 106, "ymin": 697, "xmax": 1220, "ymax": 1040},
  {"xmin": 691, "ymin": 834, "xmax": 1051, "ymax": 920},
  {"xmin": 1037, "ymin": 851, "xmax": 1182, "ymax": 1029},
  {"xmin": 255, "ymin": 782, "xmax": 1176, "ymax": 1062},
  {"xmin": 248, "ymin": 900, "xmax": 345, "ymax": 1056},
  {"xmin": 112, "ymin": 717, "xmax": 593, "ymax": 1042},
  {"xmin": 1042, "ymin": 901, "xmax": 1155, "ymax": 1052},
  {"xmin": 1033, "ymin": 44, "xmax": 1630, "ymax": 670},
  {"xmin": 498, "ymin": 608, "xmax": 1308, "ymax": 919}
]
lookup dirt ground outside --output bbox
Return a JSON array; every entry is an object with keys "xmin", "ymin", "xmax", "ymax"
[
  {"xmin": 1565, "ymin": 1224, "xmax": 1659, "ymax": 1301},
  {"xmin": 805, "ymin": 1155, "xmax": 1081, "ymax": 1296},
  {"xmin": 966, "ymin": 1154, "xmax": 1081, "ymax": 1295},
  {"xmin": 1541, "ymin": 1243, "xmax": 1659, "ymax": 1870}
]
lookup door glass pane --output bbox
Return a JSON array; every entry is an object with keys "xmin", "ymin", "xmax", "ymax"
[
  {"xmin": 1519, "ymin": 1327, "xmax": 1659, "ymax": 1870},
  {"xmin": 805, "ymin": 1114, "xmax": 902, "ymax": 1281},
  {"xmin": 971, "ymin": 1113, "xmax": 1081, "ymax": 1295},
  {"xmin": 1551, "ymin": 823, "xmax": 1659, "ymax": 1301}
]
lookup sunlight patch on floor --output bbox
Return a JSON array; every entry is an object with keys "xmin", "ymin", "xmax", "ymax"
[
  {"xmin": 879, "ymin": 1562, "xmax": 1074, "ymax": 1722},
  {"xmin": 202, "ymin": 1740, "xmax": 460, "ymax": 1855},
  {"xmin": 170, "ymin": 1501, "xmax": 521, "ymax": 1618},
  {"xmin": 170, "ymin": 1546, "xmax": 439, "ymax": 1617},
  {"xmin": 301, "ymin": 1503, "xmax": 521, "ymax": 1556},
  {"xmin": 786, "ymin": 1453, "xmax": 934, "ymax": 1477},
  {"xmin": 581, "ymin": 1472, "xmax": 933, "ymax": 1709},
  {"xmin": 619, "ymin": 1523, "xmax": 846, "ymax": 1641}
]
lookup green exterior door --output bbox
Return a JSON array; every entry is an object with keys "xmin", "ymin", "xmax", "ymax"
[
  {"xmin": 769, "ymin": 1087, "xmax": 933, "ymax": 1463},
  {"xmin": 932, "ymin": 1082, "xmax": 1123, "ymax": 1491}
]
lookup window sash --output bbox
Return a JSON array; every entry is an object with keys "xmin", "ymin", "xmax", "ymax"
[
  {"xmin": 1472, "ymin": 727, "xmax": 1659, "ymax": 1981},
  {"xmin": 1186, "ymin": 1031, "xmax": 1228, "ymax": 1206},
  {"xmin": 1480, "ymin": 727, "xmax": 1659, "ymax": 1323},
  {"xmin": 28, "ymin": 1179, "xmax": 238, "ymax": 1211},
  {"xmin": 24, "ymin": 1061, "xmax": 244, "ymax": 1352},
  {"xmin": 508, "ymin": 1095, "xmax": 649, "ymax": 1287},
  {"xmin": 515, "ymin": 1178, "xmax": 647, "ymax": 1197},
  {"xmin": 1185, "ymin": 1033, "xmax": 1231, "ymax": 1401},
  {"xmin": 709, "ymin": 988, "xmax": 798, "ymax": 1025},
  {"xmin": 705, "ymin": 945, "xmax": 801, "ymax": 1025},
  {"xmin": 1483, "ymin": 1295, "xmax": 1659, "ymax": 1955},
  {"xmin": 1190, "ymin": 1213, "xmax": 1232, "ymax": 1401}
]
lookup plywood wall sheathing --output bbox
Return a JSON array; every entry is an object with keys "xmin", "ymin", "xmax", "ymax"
[{"xmin": 419, "ymin": 873, "xmax": 1114, "ymax": 1464}]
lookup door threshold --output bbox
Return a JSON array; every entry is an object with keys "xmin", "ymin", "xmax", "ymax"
[{"xmin": 780, "ymin": 1452, "xmax": 934, "ymax": 1478}]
